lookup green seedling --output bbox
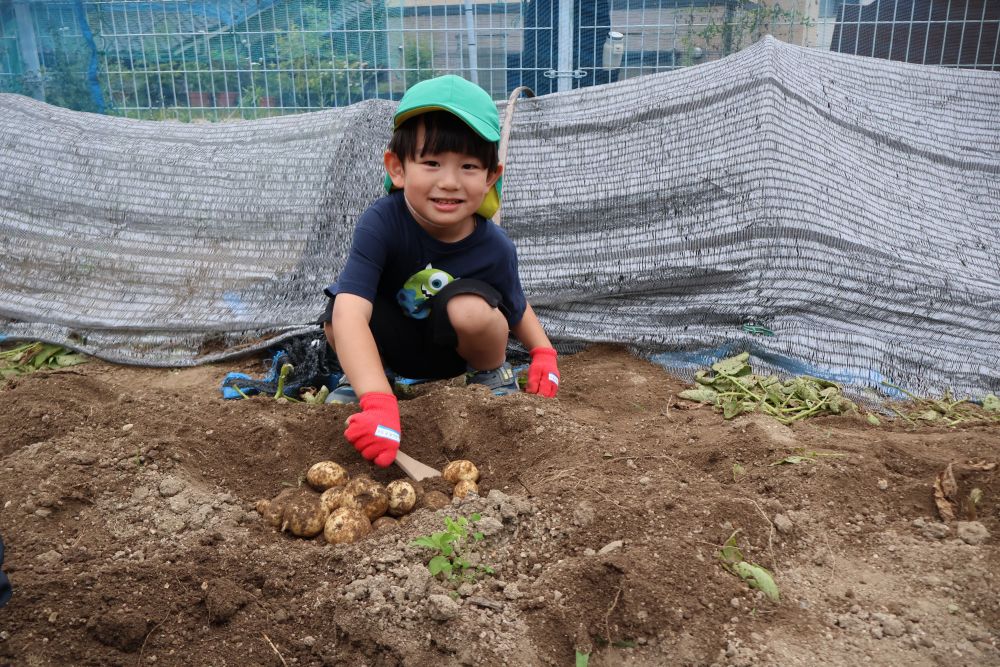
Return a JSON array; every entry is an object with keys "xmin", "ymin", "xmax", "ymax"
[
  {"xmin": 678, "ymin": 353, "xmax": 856, "ymax": 424},
  {"xmin": 0, "ymin": 341, "xmax": 88, "ymax": 379},
  {"xmin": 732, "ymin": 463, "xmax": 747, "ymax": 481},
  {"xmin": 575, "ymin": 651, "xmax": 590, "ymax": 667},
  {"xmin": 412, "ymin": 513, "xmax": 494, "ymax": 581},
  {"xmin": 719, "ymin": 531, "xmax": 780, "ymax": 603}
]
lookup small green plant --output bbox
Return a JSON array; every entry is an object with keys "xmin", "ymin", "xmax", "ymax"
[
  {"xmin": 575, "ymin": 650, "xmax": 590, "ymax": 667},
  {"xmin": 412, "ymin": 513, "xmax": 494, "ymax": 581}
]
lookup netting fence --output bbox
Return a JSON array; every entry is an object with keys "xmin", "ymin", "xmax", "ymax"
[{"xmin": 1, "ymin": 0, "xmax": 998, "ymax": 119}]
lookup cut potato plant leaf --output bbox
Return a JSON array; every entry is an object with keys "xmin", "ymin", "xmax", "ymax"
[
  {"xmin": 883, "ymin": 383, "xmax": 1000, "ymax": 426},
  {"xmin": 770, "ymin": 449, "xmax": 844, "ymax": 466},
  {"xmin": 933, "ymin": 463, "xmax": 958, "ymax": 522},
  {"xmin": 0, "ymin": 341, "xmax": 88, "ymax": 378},
  {"xmin": 678, "ymin": 354, "xmax": 856, "ymax": 425},
  {"xmin": 718, "ymin": 531, "xmax": 779, "ymax": 604},
  {"xmin": 711, "ymin": 352, "xmax": 751, "ymax": 377},
  {"xmin": 731, "ymin": 562, "xmax": 780, "ymax": 603}
]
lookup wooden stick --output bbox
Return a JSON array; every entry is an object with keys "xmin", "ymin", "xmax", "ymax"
[{"xmin": 394, "ymin": 450, "xmax": 441, "ymax": 481}]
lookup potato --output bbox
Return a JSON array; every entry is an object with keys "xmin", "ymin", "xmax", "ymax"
[
  {"xmin": 281, "ymin": 491, "xmax": 329, "ymax": 538},
  {"xmin": 256, "ymin": 499, "xmax": 282, "ymax": 527},
  {"xmin": 320, "ymin": 486, "xmax": 355, "ymax": 513},
  {"xmin": 306, "ymin": 461, "xmax": 349, "ymax": 491},
  {"xmin": 257, "ymin": 488, "xmax": 327, "ymax": 537},
  {"xmin": 354, "ymin": 483, "xmax": 389, "ymax": 521},
  {"xmin": 386, "ymin": 479, "xmax": 417, "ymax": 517},
  {"xmin": 419, "ymin": 490, "xmax": 451, "ymax": 510},
  {"xmin": 372, "ymin": 516, "xmax": 398, "ymax": 531},
  {"xmin": 453, "ymin": 479, "xmax": 479, "ymax": 499},
  {"xmin": 256, "ymin": 488, "xmax": 297, "ymax": 527},
  {"xmin": 442, "ymin": 460, "xmax": 479, "ymax": 484},
  {"xmin": 324, "ymin": 507, "xmax": 372, "ymax": 544},
  {"xmin": 321, "ymin": 476, "xmax": 388, "ymax": 521}
]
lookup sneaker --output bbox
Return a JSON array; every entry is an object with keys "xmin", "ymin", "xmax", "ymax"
[
  {"xmin": 466, "ymin": 362, "xmax": 519, "ymax": 396},
  {"xmin": 324, "ymin": 370, "xmax": 397, "ymax": 405},
  {"xmin": 324, "ymin": 374, "xmax": 358, "ymax": 405}
]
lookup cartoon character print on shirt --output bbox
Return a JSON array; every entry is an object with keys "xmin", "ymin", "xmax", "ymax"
[{"xmin": 396, "ymin": 264, "xmax": 456, "ymax": 319}]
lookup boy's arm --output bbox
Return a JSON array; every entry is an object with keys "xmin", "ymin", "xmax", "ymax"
[
  {"xmin": 511, "ymin": 303, "xmax": 560, "ymax": 398},
  {"xmin": 326, "ymin": 294, "xmax": 393, "ymax": 396},
  {"xmin": 510, "ymin": 302, "xmax": 551, "ymax": 351},
  {"xmin": 326, "ymin": 294, "xmax": 399, "ymax": 467}
]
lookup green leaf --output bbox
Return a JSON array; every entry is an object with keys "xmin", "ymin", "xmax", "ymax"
[
  {"xmin": 411, "ymin": 537, "xmax": 438, "ymax": 549},
  {"xmin": 470, "ymin": 513, "xmax": 481, "ymax": 521},
  {"xmin": 694, "ymin": 370, "xmax": 715, "ymax": 386},
  {"xmin": 31, "ymin": 344, "xmax": 62, "ymax": 368},
  {"xmin": 720, "ymin": 396, "xmax": 746, "ymax": 419},
  {"xmin": 678, "ymin": 387, "xmax": 718, "ymax": 403},
  {"xmin": 575, "ymin": 651, "xmax": 590, "ymax": 667},
  {"xmin": 53, "ymin": 352, "xmax": 87, "ymax": 367},
  {"xmin": 711, "ymin": 353, "xmax": 750, "ymax": 377},
  {"xmin": 719, "ymin": 532, "xmax": 743, "ymax": 565},
  {"xmin": 428, "ymin": 555, "xmax": 451, "ymax": 577},
  {"xmin": 441, "ymin": 544, "xmax": 454, "ymax": 557},
  {"xmin": 731, "ymin": 561, "xmax": 780, "ymax": 602},
  {"xmin": 473, "ymin": 532, "xmax": 484, "ymax": 541},
  {"xmin": 866, "ymin": 413, "xmax": 881, "ymax": 426}
]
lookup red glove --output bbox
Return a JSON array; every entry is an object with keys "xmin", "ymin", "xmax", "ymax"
[
  {"xmin": 344, "ymin": 392, "xmax": 400, "ymax": 467},
  {"xmin": 526, "ymin": 347, "xmax": 560, "ymax": 398}
]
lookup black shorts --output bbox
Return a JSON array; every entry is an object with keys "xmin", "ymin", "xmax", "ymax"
[{"xmin": 323, "ymin": 279, "xmax": 505, "ymax": 380}]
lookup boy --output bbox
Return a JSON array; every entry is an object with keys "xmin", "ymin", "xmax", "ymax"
[{"xmin": 322, "ymin": 75, "xmax": 560, "ymax": 468}]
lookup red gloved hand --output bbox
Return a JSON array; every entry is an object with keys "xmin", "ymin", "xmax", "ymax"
[
  {"xmin": 344, "ymin": 392, "xmax": 400, "ymax": 467},
  {"xmin": 526, "ymin": 347, "xmax": 560, "ymax": 398}
]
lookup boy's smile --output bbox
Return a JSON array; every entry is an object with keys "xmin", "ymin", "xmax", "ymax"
[{"xmin": 384, "ymin": 126, "xmax": 503, "ymax": 243}]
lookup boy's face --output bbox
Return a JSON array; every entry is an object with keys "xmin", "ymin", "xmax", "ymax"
[{"xmin": 384, "ymin": 124, "xmax": 503, "ymax": 242}]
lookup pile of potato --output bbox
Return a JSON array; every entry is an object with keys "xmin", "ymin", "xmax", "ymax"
[{"xmin": 255, "ymin": 459, "xmax": 481, "ymax": 545}]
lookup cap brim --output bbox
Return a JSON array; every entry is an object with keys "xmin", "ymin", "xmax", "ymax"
[{"xmin": 394, "ymin": 105, "xmax": 500, "ymax": 143}]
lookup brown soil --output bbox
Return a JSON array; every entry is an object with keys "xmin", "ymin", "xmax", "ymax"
[{"xmin": 1, "ymin": 344, "xmax": 998, "ymax": 666}]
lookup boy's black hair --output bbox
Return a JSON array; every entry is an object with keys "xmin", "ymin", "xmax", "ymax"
[{"xmin": 388, "ymin": 110, "xmax": 499, "ymax": 173}]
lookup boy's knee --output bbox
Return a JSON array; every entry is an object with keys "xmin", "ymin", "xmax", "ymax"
[{"xmin": 446, "ymin": 294, "xmax": 502, "ymax": 333}]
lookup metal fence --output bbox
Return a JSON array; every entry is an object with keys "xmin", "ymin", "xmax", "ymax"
[{"xmin": 1, "ymin": 0, "xmax": 998, "ymax": 119}]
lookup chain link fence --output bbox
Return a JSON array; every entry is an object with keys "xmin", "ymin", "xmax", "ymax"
[{"xmin": 1, "ymin": 0, "xmax": 998, "ymax": 119}]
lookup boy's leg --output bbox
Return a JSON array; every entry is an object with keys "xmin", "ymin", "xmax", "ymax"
[
  {"xmin": 431, "ymin": 280, "xmax": 519, "ymax": 395},
  {"xmin": 446, "ymin": 293, "xmax": 509, "ymax": 371}
]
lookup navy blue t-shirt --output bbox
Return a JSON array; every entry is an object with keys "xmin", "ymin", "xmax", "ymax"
[{"xmin": 327, "ymin": 191, "xmax": 527, "ymax": 326}]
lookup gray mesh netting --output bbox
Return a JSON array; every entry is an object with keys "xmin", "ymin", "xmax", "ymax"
[{"xmin": 2, "ymin": 37, "xmax": 999, "ymax": 399}]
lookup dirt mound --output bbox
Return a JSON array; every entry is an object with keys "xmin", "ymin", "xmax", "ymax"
[{"xmin": 1, "ymin": 345, "xmax": 998, "ymax": 666}]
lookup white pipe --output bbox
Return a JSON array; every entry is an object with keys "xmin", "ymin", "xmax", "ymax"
[
  {"xmin": 463, "ymin": 0, "xmax": 479, "ymax": 84},
  {"xmin": 556, "ymin": 0, "xmax": 573, "ymax": 93}
]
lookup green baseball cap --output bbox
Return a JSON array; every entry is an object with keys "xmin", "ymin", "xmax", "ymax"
[{"xmin": 384, "ymin": 75, "xmax": 503, "ymax": 219}]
